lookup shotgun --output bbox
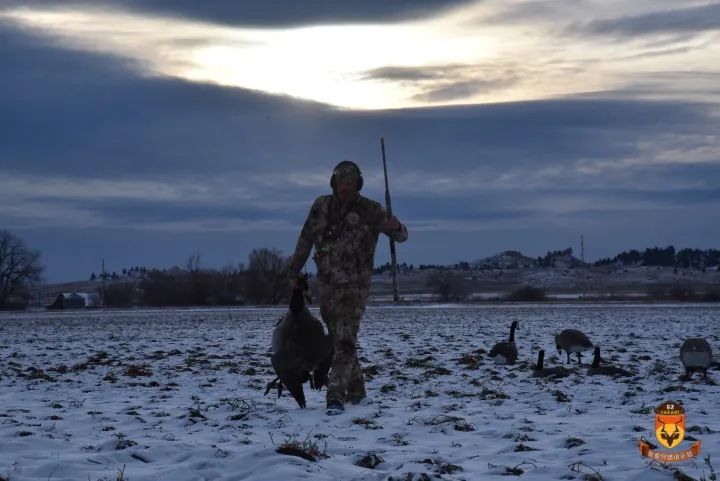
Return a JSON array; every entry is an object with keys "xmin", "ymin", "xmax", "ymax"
[{"xmin": 380, "ymin": 138, "xmax": 400, "ymax": 302}]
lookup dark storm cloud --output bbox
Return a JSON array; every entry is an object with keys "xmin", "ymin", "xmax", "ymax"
[
  {"xmin": 360, "ymin": 65, "xmax": 519, "ymax": 102},
  {"xmin": 0, "ymin": 0, "xmax": 474, "ymax": 27},
  {"xmin": 412, "ymin": 77, "xmax": 518, "ymax": 102},
  {"xmin": 481, "ymin": 0, "xmax": 584, "ymax": 24},
  {"xmin": 45, "ymin": 198, "xmax": 282, "ymax": 225},
  {"xmin": 617, "ymin": 42, "xmax": 714, "ymax": 61},
  {"xmin": 573, "ymin": 3, "xmax": 720, "ymax": 38},
  {"xmin": 482, "ymin": 1, "xmax": 720, "ymax": 41},
  {"xmin": 572, "ymin": 71, "xmax": 720, "ymax": 102},
  {"xmin": 0, "ymin": 22, "xmax": 333, "ymax": 178},
  {"xmin": 361, "ymin": 65, "xmax": 473, "ymax": 82},
  {"xmin": 623, "ymin": 188, "xmax": 720, "ymax": 204},
  {"xmin": 389, "ymin": 194, "xmax": 540, "ymax": 222},
  {"xmin": 532, "ymin": 185, "xmax": 720, "ymax": 207},
  {"xmin": 4, "ymin": 16, "xmax": 714, "ymax": 184},
  {"xmin": 36, "ymin": 193, "xmax": 542, "ymax": 230}
]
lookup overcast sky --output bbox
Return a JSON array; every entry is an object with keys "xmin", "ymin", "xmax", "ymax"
[{"xmin": 1, "ymin": 1, "xmax": 719, "ymax": 282}]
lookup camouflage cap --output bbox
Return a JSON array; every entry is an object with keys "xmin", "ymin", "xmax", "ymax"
[{"xmin": 333, "ymin": 163, "xmax": 360, "ymax": 182}]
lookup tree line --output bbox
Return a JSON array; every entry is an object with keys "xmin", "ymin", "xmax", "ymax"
[
  {"xmin": 535, "ymin": 247, "xmax": 576, "ymax": 268},
  {"xmin": 0, "ymin": 228, "xmax": 297, "ymax": 310},
  {"xmin": 103, "ymin": 248, "xmax": 292, "ymax": 308},
  {"xmin": 595, "ymin": 246, "xmax": 720, "ymax": 269},
  {"xmin": 2, "ymin": 227, "xmax": 720, "ymax": 310}
]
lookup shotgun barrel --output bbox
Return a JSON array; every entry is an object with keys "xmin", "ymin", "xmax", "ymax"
[{"xmin": 380, "ymin": 138, "xmax": 400, "ymax": 302}]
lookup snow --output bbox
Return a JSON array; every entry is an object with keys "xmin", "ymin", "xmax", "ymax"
[{"xmin": 1, "ymin": 304, "xmax": 718, "ymax": 481}]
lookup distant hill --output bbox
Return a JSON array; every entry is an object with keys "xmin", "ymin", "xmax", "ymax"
[
  {"xmin": 471, "ymin": 248, "xmax": 587, "ymax": 269},
  {"xmin": 471, "ymin": 250, "xmax": 536, "ymax": 269}
]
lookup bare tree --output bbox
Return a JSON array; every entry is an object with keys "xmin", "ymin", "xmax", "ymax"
[
  {"xmin": 186, "ymin": 251, "xmax": 202, "ymax": 272},
  {"xmin": 245, "ymin": 248, "xmax": 288, "ymax": 304},
  {"xmin": 0, "ymin": 230, "xmax": 43, "ymax": 310},
  {"xmin": 426, "ymin": 270, "xmax": 470, "ymax": 302}
]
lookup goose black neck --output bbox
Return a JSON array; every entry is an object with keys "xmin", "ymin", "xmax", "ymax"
[
  {"xmin": 509, "ymin": 322, "xmax": 517, "ymax": 342},
  {"xmin": 591, "ymin": 347, "xmax": 601, "ymax": 368},
  {"xmin": 536, "ymin": 350, "xmax": 545, "ymax": 370}
]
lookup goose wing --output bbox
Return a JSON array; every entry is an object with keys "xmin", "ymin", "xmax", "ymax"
[
  {"xmin": 271, "ymin": 350, "xmax": 308, "ymax": 408},
  {"xmin": 294, "ymin": 309, "xmax": 332, "ymax": 366},
  {"xmin": 489, "ymin": 341, "xmax": 518, "ymax": 364}
]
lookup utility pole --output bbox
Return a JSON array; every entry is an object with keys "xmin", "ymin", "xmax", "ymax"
[
  {"xmin": 101, "ymin": 258, "xmax": 106, "ymax": 310},
  {"xmin": 580, "ymin": 235, "xmax": 586, "ymax": 299}
]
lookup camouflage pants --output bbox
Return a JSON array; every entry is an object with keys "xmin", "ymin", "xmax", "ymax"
[{"xmin": 319, "ymin": 283, "xmax": 369, "ymax": 404}]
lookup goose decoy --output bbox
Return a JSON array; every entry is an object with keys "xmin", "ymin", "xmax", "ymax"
[
  {"xmin": 532, "ymin": 350, "xmax": 572, "ymax": 378},
  {"xmin": 489, "ymin": 320, "xmax": 519, "ymax": 364},
  {"xmin": 266, "ymin": 275, "xmax": 333, "ymax": 408},
  {"xmin": 680, "ymin": 338, "xmax": 713, "ymax": 379},
  {"xmin": 587, "ymin": 346, "xmax": 631, "ymax": 377},
  {"xmin": 555, "ymin": 329, "xmax": 593, "ymax": 364}
]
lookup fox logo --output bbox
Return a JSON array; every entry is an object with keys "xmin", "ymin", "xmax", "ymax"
[{"xmin": 656, "ymin": 422, "xmax": 684, "ymax": 449}]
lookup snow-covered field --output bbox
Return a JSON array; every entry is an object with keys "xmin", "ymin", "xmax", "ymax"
[{"xmin": 1, "ymin": 304, "xmax": 718, "ymax": 481}]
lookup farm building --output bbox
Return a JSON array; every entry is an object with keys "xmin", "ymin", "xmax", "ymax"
[{"xmin": 47, "ymin": 292, "xmax": 101, "ymax": 310}]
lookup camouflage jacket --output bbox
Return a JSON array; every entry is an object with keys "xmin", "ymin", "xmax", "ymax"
[{"xmin": 289, "ymin": 193, "xmax": 408, "ymax": 287}]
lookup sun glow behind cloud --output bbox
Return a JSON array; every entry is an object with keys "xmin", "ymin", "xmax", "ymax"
[
  {"xmin": 1, "ymin": 2, "xmax": 719, "ymax": 109},
  {"xmin": 3, "ymin": 6, "xmax": 507, "ymax": 109}
]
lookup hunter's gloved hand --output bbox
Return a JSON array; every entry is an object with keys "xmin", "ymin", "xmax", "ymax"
[{"xmin": 384, "ymin": 215, "xmax": 401, "ymax": 232}]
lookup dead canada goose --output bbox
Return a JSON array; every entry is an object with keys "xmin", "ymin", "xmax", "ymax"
[
  {"xmin": 680, "ymin": 338, "xmax": 713, "ymax": 379},
  {"xmin": 266, "ymin": 275, "xmax": 332, "ymax": 408},
  {"xmin": 489, "ymin": 320, "xmax": 519, "ymax": 365},
  {"xmin": 587, "ymin": 346, "xmax": 631, "ymax": 377},
  {"xmin": 532, "ymin": 350, "xmax": 572, "ymax": 378},
  {"xmin": 555, "ymin": 329, "xmax": 593, "ymax": 364}
]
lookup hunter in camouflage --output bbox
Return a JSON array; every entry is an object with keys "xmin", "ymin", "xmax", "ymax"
[{"xmin": 289, "ymin": 161, "xmax": 408, "ymax": 413}]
